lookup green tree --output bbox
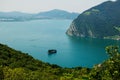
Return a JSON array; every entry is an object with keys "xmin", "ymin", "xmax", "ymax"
[
  {"xmin": 89, "ymin": 45, "xmax": 120, "ymax": 80},
  {"xmin": 0, "ymin": 66, "xmax": 4, "ymax": 80}
]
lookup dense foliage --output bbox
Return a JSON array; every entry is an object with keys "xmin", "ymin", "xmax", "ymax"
[
  {"xmin": 0, "ymin": 43, "xmax": 120, "ymax": 80},
  {"xmin": 67, "ymin": 0, "xmax": 120, "ymax": 39},
  {"xmin": 0, "ymin": 43, "xmax": 90, "ymax": 80},
  {"xmin": 89, "ymin": 46, "xmax": 120, "ymax": 80}
]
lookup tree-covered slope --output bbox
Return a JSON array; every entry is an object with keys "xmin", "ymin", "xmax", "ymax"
[
  {"xmin": 66, "ymin": 0, "xmax": 120, "ymax": 40},
  {"xmin": 89, "ymin": 45, "xmax": 120, "ymax": 80},
  {"xmin": 0, "ymin": 43, "xmax": 120, "ymax": 80},
  {"xmin": 0, "ymin": 43, "xmax": 90, "ymax": 80}
]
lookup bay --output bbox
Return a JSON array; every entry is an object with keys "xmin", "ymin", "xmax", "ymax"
[{"xmin": 0, "ymin": 20, "xmax": 119, "ymax": 68}]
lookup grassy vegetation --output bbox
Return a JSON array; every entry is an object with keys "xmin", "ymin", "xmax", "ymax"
[
  {"xmin": 114, "ymin": 26, "xmax": 120, "ymax": 32},
  {"xmin": 104, "ymin": 35, "xmax": 120, "ymax": 40},
  {"xmin": 0, "ymin": 43, "xmax": 120, "ymax": 80}
]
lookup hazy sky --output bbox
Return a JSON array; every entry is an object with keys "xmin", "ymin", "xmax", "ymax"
[{"xmin": 0, "ymin": 0, "xmax": 115, "ymax": 13}]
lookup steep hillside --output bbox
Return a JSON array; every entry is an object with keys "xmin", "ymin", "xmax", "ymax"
[
  {"xmin": 0, "ymin": 43, "xmax": 90, "ymax": 80},
  {"xmin": 66, "ymin": 0, "xmax": 120, "ymax": 40},
  {"xmin": 0, "ymin": 43, "xmax": 120, "ymax": 79}
]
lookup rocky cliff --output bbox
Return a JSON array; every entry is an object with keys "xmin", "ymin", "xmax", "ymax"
[{"xmin": 66, "ymin": 0, "xmax": 120, "ymax": 39}]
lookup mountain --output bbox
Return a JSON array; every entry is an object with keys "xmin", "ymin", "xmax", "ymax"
[
  {"xmin": 0, "ymin": 9, "xmax": 79, "ymax": 21},
  {"xmin": 34, "ymin": 9, "xmax": 79, "ymax": 19},
  {"xmin": 0, "ymin": 11, "xmax": 33, "ymax": 21},
  {"xmin": 0, "ymin": 11, "xmax": 32, "ymax": 17},
  {"xmin": 66, "ymin": 0, "xmax": 120, "ymax": 40}
]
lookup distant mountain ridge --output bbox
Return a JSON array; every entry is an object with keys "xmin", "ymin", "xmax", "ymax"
[
  {"xmin": 35, "ymin": 9, "xmax": 79, "ymax": 19},
  {"xmin": 0, "ymin": 11, "xmax": 32, "ymax": 17},
  {"xmin": 66, "ymin": 0, "xmax": 120, "ymax": 40},
  {"xmin": 0, "ymin": 9, "xmax": 79, "ymax": 21}
]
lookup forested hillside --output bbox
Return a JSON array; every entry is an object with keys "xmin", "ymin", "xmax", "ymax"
[
  {"xmin": 0, "ymin": 43, "xmax": 120, "ymax": 80},
  {"xmin": 66, "ymin": 0, "xmax": 120, "ymax": 40}
]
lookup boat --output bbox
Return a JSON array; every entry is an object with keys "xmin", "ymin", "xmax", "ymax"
[{"xmin": 48, "ymin": 49, "xmax": 57, "ymax": 54}]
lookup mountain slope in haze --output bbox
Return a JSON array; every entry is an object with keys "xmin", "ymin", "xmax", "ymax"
[
  {"xmin": 0, "ymin": 11, "xmax": 33, "ymax": 21},
  {"xmin": 34, "ymin": 9, "xmax": 79, "ymax": 19},
  {"xmin": 66, "ymin": 0, "xmax": 120, "ymax": 40},
  {"xmin": 0, "ymin": 11, "xmax": 32, "ymax": 17},
  {"xmin": 0, "ymin": 9, "xmax": 79, "ymax": 21}
]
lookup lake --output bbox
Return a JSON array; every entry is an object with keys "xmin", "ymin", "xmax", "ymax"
[{"xmin": 0, "ymin": 20, "xmax": 119, "ymax": 68}]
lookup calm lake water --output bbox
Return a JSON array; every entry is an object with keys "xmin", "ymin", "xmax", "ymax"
[{"xmin": 0, "ymin": 20, "xmax": 119, "ymax": 68}]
